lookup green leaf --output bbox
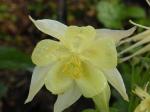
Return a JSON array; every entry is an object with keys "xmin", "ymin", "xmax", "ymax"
[
  {"xmin": 126, "ymin": 6, "xmax": 146, "ymax": 18},
  {"xmin": 96, "ymin": 1, "xmax": 146, "ymax": 29},
  {"xmin": 0, "ymin": 46, "xmax": 33, "ymax": 70},
  {"xmin": 96, "ymin": 1, "xmax": 125, "ymax": 28}
]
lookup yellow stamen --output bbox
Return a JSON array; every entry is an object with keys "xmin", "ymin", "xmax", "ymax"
[{"xmin": 62, "ymin": 55, "xmax": 82, "ymax": 79}]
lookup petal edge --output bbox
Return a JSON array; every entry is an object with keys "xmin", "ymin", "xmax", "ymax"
[{"xmin": 29, "ymin": 16, "xmax": 67, "ymax": 39}]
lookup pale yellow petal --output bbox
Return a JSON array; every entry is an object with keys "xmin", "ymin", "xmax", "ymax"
[
  {"xmin": 146, "ymin": 0, "xmax": 150, "ymax": 6},
  {"xmin": 134, "ymin": 86, "xmax": 150, "ymax": 99},
  {"xmin": 81, "ymin": 38, "xmax": 117, "ymax": 69},
  {"xmin": 134, "ymin": 98, "xmax": 150, "ymax": 112},
  {"xmin": 103, "ymin": 68, "xmax": 129, "ymax": 101},
  {"xmin": 61, "ymin": 26, "xmax": 96, "ymax": 52},
  {"xmin": 64, "ymin": 26, "xmax": 96, "ymax": 40},
  {"xmin": 120, "ymin": 44, "xmax": 150, "ymax": 63},
  {"xmin": 119, "ymin": 36, "xmax": 150, "ymax": 55},
  {"xmin": 93, "ymin": 84, "xmax": 110, "ymax": 112},
  {"xmin": 29, "ymin": 16, "xmax": 67, "ymax": 39},
  {"xmin": 31, "ymin": 39, "xmax": 68, "ymax": 66},
  {"xmin": 96, "ymin": 27, "xmax": 136, "ymax": 44},
  {"xmin": 25, "ymin": 65, "xmax": 50, "ymax": 103},
  {"xmin": 75, "ymin": 61, "xmax": 107, "ymax": 98},
  {"xmin": 54, "ymin": 84, "xmax": 82, "ymax": 112},
  {"xmin": 45, "ymin": 60, "xmax": 73, "ymax": 94},
  {"xmin": 119, "ymin": 30, "xmax": 150, "ymax": 45}
]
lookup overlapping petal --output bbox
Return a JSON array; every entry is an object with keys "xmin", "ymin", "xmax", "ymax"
[
  {"xmin": 29, "ymin": 16, "xmax": 67, "ymax": 39},
  {"xmin": 103, "ymin": 68, "xmax": 128, "ymax": 101},
  {"xmin": 96, "ymin": 27, "xmax": 136, "ymax": 44},
  {"xmin": 25, "ymin": 65, "xmax": 51, "ymax": 103},
  {"xmin": 32, "ymin": 39, "xmax": 69, "ymax": 66},
  {"xmin": 81, "ymin": 38, "xmax": 117, "ymax": 69},
  {"xmin": 54, "ymin": 84, "xmax": 82, "ymax": 112},
  {"xmin": 75, "ymin": 61, "xmax": 107, "ymax": 98},
  {"xmin": 93, "ymin": 84, "xmax": 110, "ymax": 112},
  {"xmin": 45, "ymin": 60, "xmax": 73, "ymax": 94},
  {"xmin": 61, "ymin": 26, "xmax": 96, "ymax": 52}
]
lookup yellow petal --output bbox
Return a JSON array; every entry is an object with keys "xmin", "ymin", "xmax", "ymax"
[
  {"xmin": 119, "ymin": 36, "xmax": 150, "ymax": 55},
  {"xmin": 29, "ymin": 16, "xmax": 67, "ymax": 39},
  {"xmin": 134, "ymin": 98, "xmax": 150, "ymax": 112},
  {"xmin": 75, "ymin": 61, "xmax": 107, "ymax": 98},
  {"xmin": 45, "ymin": 60, "xmax": 73, "ymax": 94},
  {"xmin": 81, "ymin": 38, "xmax": 117, "ymax": 69},
  {"xmin": 61, "ymin": 26, "xmax": 96, "ymax": 52},
  {"xmin": 96, "ymin": 27, "xmax": 136, "ymax": 44},
  {"xmin": 120, "ymin": 44, "xmax": 150, "ymax": 63},
  {"xmin": 54, "ymin": 84, "xmax": 81, "ymax": 112},
  {"xmin": 93, "ymin": 84, "xmax": 110, "ymax": 112},
  {"xmin": 119, "ymin": 30, "xmax": 150, "ymax": 45},
  {"xmin": 103, "ymin": 68, "xmax": 129, "ymax": 101},
  {"xmin": 32, "ymin": 39, "xmax": 68, "ymax": 66},
  {"xmin": 25, "ymin": 65, "xmax": 50, "ymax": 103},
  {"xmin": 64, "ymin": 26, "xmax": 96, "ymax": 39},
  {"xmin": 134, "ymin": 86, "xmax": 150, "ymax": 99}
]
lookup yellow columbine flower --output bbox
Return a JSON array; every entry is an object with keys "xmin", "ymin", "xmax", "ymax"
[
  {"xmin": 25, "ymin": 16, "xmax": 135, "ymax": 112},
  {"xmin": 133, "ymin": 84, "xmax": 150, "ymax": 112}
]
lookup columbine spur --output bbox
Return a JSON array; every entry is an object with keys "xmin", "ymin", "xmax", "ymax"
[{"xmin": 25, "ymin": 16, "xmax": 135, "ymax": 112}]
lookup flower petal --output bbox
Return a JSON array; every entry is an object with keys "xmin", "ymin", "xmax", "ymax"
[
  {"xmin": 134, "ymin": 98, "xmax": 150, "ymax": 112},
  {"xmin": 133, "ymin": 86, "xmax": 150, "ymax": 99},
  {"xmin": 29, "ymin": 16, "xmax": 67, "ymax": 39},
  {"xmin": 96, "ymin": 27, "xmax": 136, "ymax": 44},
  {"xmin": 103, "ymin": 68, "xmax": 129, "ymax": 101},
  {"xmin": 75, "ymin": 61, "xmax": 107, "ymax": 98},
  {"xmin": 32, "ymin": 39, "xmax": 68, "ymax": 66},
  {"xmin": 54, "ymin": 84, "xmax": 82, "ymax": 112},
  {"xmin": 92, "ymin": 84, "xmax": 110, "ymax": 112},
  {"xmin": 45, "ymin": 60, "xmax": 73, "ymax": 94},
  {"xmin": 25, "ymin": 65, "xmax": 50, "ymax": 103},
  {"xmin": 81, "ymin": 38, "xmax": 117, "ymax": 69},
  {"xmin": 61, "ymin": 26, "xmax": 96, "ymax": 52},
  {"xmin": 64, "ymin": 26, "xmax": 96, "ymax": 40}
]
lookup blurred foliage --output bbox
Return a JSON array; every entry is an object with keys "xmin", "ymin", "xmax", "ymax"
[
  {"xmin": 27, "ymin": 0, "xmax": 57, "ymax": 19},
  {"xmin": 96, "ymin": 0, "xmax": 149, "ymax": 28},
  {"xmin": 0, "ymin": 46, "xmax": 33, "ymax": 71},
  {"xmin": 0, "ymin": 4, "xmax": 17, "ymax": 21}
]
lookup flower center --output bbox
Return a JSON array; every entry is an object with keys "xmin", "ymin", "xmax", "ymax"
[{"xmin": 62, "ymin": 55, "xmax": 82, "ymax": 79}]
